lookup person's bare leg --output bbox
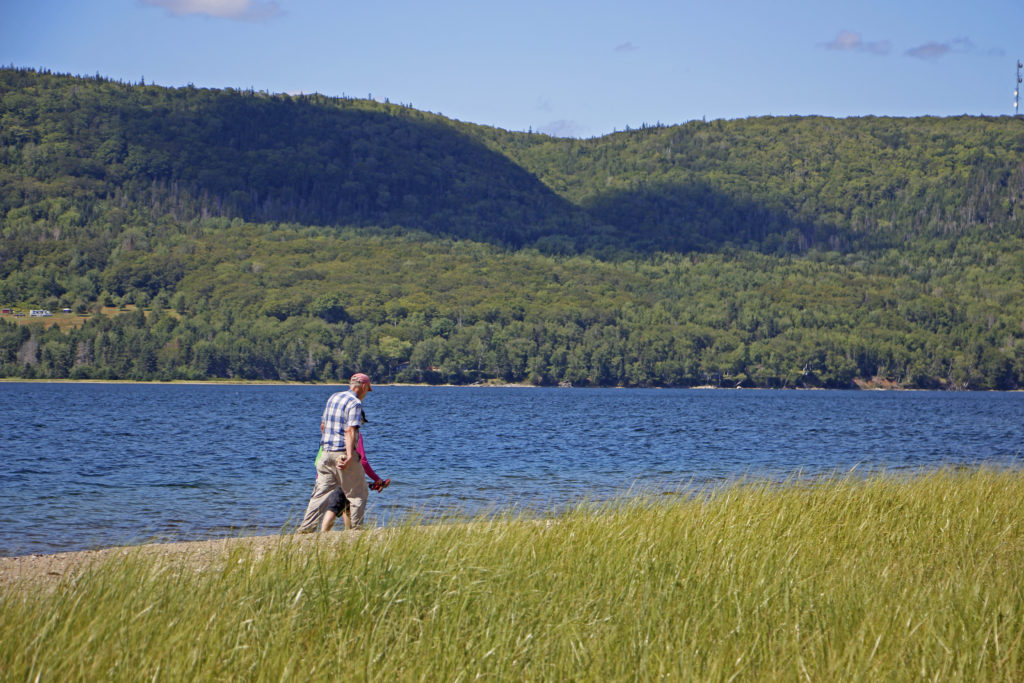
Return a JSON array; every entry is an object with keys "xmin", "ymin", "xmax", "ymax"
[
  {"xmin": 342, "ymin": 509, "xmax": 351, "ymax": 530},
  {"xmin": 321, "ymin": 510, "xmax": 337, "ymax": 532}
]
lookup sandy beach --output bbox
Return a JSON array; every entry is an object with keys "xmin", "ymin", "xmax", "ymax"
[{"xmin": 0, "ymin": 532, "xmax": 361, "ymax": 590}]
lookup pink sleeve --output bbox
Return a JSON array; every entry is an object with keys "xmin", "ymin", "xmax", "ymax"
[{"xmin": 356, "ymin": 433, "xmax": 381, "ymax": 482}]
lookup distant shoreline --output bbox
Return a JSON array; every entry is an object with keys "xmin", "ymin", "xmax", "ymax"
[
  {"xmin": 0, "ymin": 377, "xmax": 949, "ymax": 390},
  {"xmin": 4, "ymin": 378, "xmax": 1016, "ymax": 391},
  {"xmin": 0, "ymin": 378, "xmax": 535, "ymax": 388}
]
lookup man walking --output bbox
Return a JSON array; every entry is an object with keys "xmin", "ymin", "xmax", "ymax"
[{"xmin": 298, "ymin": 373, "xmax": 373, "ymax": 532}]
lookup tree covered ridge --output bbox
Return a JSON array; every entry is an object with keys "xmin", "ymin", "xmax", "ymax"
[
  {"xmin": 505, "ymin": 115, "xmax": 1024, "ymax": 252},
  {"xmin": 0, "ymin": 68, "xmax": 594, "ymax": 252},
  {"xmin": 1, "ymin": 68, "xmax": 1023, "ymax": 388},
  {"xmin": 4, "ymin": 68, "xmax": 1024, "ymax": 254}
]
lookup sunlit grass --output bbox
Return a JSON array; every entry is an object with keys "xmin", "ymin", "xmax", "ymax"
[{"xmin": 3, "ymin": 468, "xmax": 1023, "ymax": 680}]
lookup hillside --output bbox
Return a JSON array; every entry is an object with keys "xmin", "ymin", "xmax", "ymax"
[
  {"xmin": 4, "ymin": 68, "xmax": 1023, "ymax": 254},
  {"xmin": 1, "ymin": 68, "xmax": 1023, "ymax": 388},
  {"xmin": 507, "ymin": 115, "xmax": 1024, "ymax": 252}
]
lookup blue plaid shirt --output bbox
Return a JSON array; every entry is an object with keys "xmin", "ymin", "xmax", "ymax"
[{"xmin": 320, "ymin": 390, "xmax": 363, "ymax": 451}]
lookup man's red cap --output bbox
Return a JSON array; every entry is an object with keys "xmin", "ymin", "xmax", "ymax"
[{"xmin": 350, "ymin": 373, "xmax": 372, "ymax": 391}]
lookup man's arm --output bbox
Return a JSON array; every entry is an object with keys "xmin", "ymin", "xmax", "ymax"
[{"xmin": 340, "ymin": 424, "xmax": 359, "ymax": 469}]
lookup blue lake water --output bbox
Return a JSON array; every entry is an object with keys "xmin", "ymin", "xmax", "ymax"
[{"xmin": 1, "ymin": 383, "xmax": 1022, "ymax": 557}]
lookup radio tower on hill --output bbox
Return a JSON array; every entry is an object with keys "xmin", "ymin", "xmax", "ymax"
[{"xmin": 1017, "ymin": 60, "xmax": 1023, "ymax": 116}]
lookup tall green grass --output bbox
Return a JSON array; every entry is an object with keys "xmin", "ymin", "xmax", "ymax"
[{"xmin": 3, "ymin": 468, "xmax": 1023, "ymax": 681}]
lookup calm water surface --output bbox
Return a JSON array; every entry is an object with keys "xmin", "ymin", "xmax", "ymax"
[{"xmin": 1, "ymin": 383, "xmax": 1022, "ymax": 556}]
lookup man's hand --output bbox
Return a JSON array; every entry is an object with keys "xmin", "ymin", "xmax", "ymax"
[{"xmin": 370, "ymin": 478, "xmax": 390, "ymax": 492}]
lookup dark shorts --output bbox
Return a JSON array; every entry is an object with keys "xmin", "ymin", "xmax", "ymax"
[{"xmin": 328, "ymin": 489, "xmax": 350, "ymax": 515}]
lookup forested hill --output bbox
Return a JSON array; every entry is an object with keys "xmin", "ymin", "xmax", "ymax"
[
  {"xmin": 511, "ymin": 115, "xmax": 1024, "ymax": 253},
  {"xmin": 0, "ymin": 69, "xmax": 593, "ymax": 251},
  {"xmin": 3, "ymin": 67, "xmax": 1024, "ymax": 255},
  {"xmin": 2, "ymin": 68, "xmax": 1024, "ymax": 389}
]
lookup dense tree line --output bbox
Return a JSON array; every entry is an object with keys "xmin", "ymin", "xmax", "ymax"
[
  {"xmin": 1, "ymin": 68, "xmax": 1023, "ymax": 388},
  {"xmin": 2, "ymin": 223, "xmax": 1021, "ymax": 389}
]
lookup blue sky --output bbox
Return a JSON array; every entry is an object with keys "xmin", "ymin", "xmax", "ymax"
[{"xmin": 3, "ymin": 0, "xmax": 1021, "ymax": 138}]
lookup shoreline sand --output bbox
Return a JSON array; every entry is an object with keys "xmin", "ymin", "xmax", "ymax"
[{"xmin": 0, "ymin": 532, "xmax": 361, "ymax": 590}]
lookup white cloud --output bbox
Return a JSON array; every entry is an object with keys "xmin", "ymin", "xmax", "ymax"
[
  {"xmin": 826, "ymin": 31, "xmax": 1002, "ymax": 62},
  {"xmin": 823, "ymin": 30, "xmax": 891, "ymax": 56},
  {"xmin": 538, "ymin": 120, "xmax": 585, "ymax": 138},
  {"xmin": 905, "ymin": 41, "xmax": 952, "ymax": 61},
  {"xmin": 905, "ymin": 37, "xmax": 1002, "ymax": 60},
  {"xmin": 141, "ymin": 0, "xmax": 282, "ymax": 21},
  {"xmin": 614, "ymin": 42, "xmax": 637, "ymax": 53}
]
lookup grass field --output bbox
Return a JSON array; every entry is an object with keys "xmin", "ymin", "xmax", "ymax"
[
  {"xmin": 2, "ymin": 468, "xmax": 1022, "ymax": 681},
  {"xmin": 0, "ymin": 305, "xmax": 180, "ymax": 332},
  {"xmin": 0, "ymin": 309, "xmax": 90, "ymax": 331}
]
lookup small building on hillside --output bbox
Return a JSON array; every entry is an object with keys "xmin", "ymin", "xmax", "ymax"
[{"xmin": 29, "ymin": 310, "xmax": 52, "ymax": 317}]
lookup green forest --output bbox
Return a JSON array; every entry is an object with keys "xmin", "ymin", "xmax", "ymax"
[{"xmin": 2, "ymin": 67, "xmax": 1023, "ymax": 388}]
